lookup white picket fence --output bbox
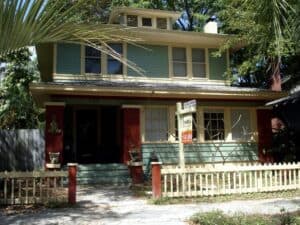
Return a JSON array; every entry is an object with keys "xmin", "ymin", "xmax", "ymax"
[
  {"xmin": 161, "ymin": 162, "xmax": 300, "ymax": 197},
  {"xmin": 0, "ymin": 171, "xmax": 68, "ymax": 205}
]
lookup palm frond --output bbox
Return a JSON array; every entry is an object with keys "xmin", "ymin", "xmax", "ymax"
[{"xmin": 0, "ymin": 0, "xmax": 144, "ymax": 74}]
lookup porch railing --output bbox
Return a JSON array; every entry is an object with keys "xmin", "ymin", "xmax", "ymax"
[
  {"xmin": 0, "ymin": 163, "xmax": 77, "ymax": 205},
  {"xmin": 152, "ymin": 162, "xmax": 300, "ymax": 198}
]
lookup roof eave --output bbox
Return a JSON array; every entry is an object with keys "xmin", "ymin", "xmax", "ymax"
[{"xmin": 30, "ymin": 83, "xmax": 287, "ymax": 101}]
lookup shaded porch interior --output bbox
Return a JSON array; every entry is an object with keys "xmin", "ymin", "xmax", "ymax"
[{"xmin": 63, "ymin": 105, "xmax": 122, "ymax": 164}]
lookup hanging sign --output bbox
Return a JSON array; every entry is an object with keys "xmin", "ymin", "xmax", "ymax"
[
  {"xmin": 182, "ymin": 113, "xmax": 193, "ymax": 144},
  {"xmin": 183, "ymin": 99, "xmax": 196, "ymax": 112}
]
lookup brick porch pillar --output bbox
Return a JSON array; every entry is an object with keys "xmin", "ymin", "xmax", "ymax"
[
  {"xmin": 151, "ymin": 162, "xmax": 162, "ymax": 198},
  {"xmin": 45, "ymin": 102, "xmax": 65, "ymax": 165}
]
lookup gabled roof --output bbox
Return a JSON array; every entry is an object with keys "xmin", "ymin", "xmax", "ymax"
[{"xmin": 109, "ymin": 7, "xmax": 181, "ymax": 24}]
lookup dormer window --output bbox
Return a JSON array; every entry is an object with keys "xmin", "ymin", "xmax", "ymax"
[
  {"xmin": 157, "ymin": 18, "xmax": 167, "ymax": 29},
  {"xmin": 127, "ymin": 15, "xmax": 138, "ymax": 27},
  {"xmin": 142, "ymin": 17, "xmax": 152, "ymax": 27}
]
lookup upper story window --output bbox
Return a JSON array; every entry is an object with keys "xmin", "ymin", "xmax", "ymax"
[
  {"xmin": 127, "ymin": 15, "xmax": 138, "ymax": 27},
  {"xmin": 85, "ymin": 46, "xmax": 101, "ymax": 74},
  {"xmin": 192, "ymin": 48, "xmax": 206, "ymax": 78},
  {"xmin": 171, "ymin": 47, "xmax": 207, "ymax": 78},
  {"xmin": 204, "ymin": 109, "xmax": 225, "ymax": 141},
  {"xmin": 172, "ymin": 47, "xmax": 187, "ymax": 77},
  {"xmin": 157, "ymin": 18, "xmax": 167, "ymax": 29},
  {"xmin": 142, "ymin": 17, "xmax": 152, "ymax": 27},
  {"xmin": 107, "ymin": 43, "xmax": 123, "ymax": 75}
]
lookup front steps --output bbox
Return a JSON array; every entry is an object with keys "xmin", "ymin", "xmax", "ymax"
[{"xmin": 76, "ymin": 163, "xmax": 132, "ymax": 185}]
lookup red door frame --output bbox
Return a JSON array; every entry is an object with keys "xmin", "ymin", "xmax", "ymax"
[{"xmin": 122, "ymin": 108, "xmax": 141, "ymax": 164}]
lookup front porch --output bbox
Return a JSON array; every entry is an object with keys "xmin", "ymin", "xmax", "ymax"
[{"xmin": 45, "ymin": 102, "xmax": 141, "ymax": 168}]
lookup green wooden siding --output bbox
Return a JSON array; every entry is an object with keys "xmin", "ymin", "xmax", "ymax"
[
  {"xmin": 142, "ymin": 142, "xmax": 258, "ymax": 167},
  {"xmin": 56, "ymin": 43, "xmax": 81, "ymax": 74},
  {"xmin": 127, "ymin": 44, "xmax": 169, "ymax": 78},
  {"xmin": 208, "ymin": 49, "xmax": 227, "ymax": 80}
]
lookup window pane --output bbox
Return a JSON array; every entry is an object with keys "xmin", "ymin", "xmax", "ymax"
[
  {"xmin": 108, "ymin": 43, "xmax": 123, "ymax": 59},
  {"xmin": 107, "ymin": 43, "xmax": 123, "ymax": 74},
  {"xmin": 127, "ymin": 15, "xmax": 138, "ymax": 26},
  {"xmin": 85, "ymin": 58, "xmax": 100, "ymax": 73},
  {"xmin": 192, "ymin": 64, "xmax": 206, "ymax": 78},
  {"xmin": 173, "ymin": 48, "xmax": 186, "ymax": 61},
  {"xmin": 231, "ymin": 109, "xmax": 251, "ymax": 140},
  {"xmin": 204, "ymin": 109, "xmax": 224, "ymax": 141},
  {"xmin": 192, "ymin": 48, "xmax": 205, "ymax": 62},
  {"xmin": 86, "ymin": 46, "xmax": 100, "ymax": 57},
  {"xmin": 145, "ymin": 108, "xmax": 168, "ymax": 142},
  {"xmin": 173, "ymin": 63, "xmax": 187, "ymax": 77},
  {"xmin": 108, "ymin": 61, "xmax": 122, "ymax": 74},
  {"xmin": 85, "ymin": 46, "xmax": 101, "ymax": 74},
  {"xmin": 142, "ymin": 17, "xmax": 152, "ymax": 26},
  {"xmin": 192, "ymin": 48, "xmax": 206, "ymax": 78},
  {"xmin": 157, "ymin": 18, "xmax": 167, "ymax": 29}
]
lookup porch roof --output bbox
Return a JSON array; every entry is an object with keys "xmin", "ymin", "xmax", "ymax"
[{"xmin": 30, "ymin": 80, "xmax": 287, "ymax": 105}]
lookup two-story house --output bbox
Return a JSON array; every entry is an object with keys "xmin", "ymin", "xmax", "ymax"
[{"xmin": 30, "ymin": 7, "xmax": 286, "ymax": 183}]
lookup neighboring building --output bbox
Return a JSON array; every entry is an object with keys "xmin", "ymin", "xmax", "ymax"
[
  {"xmin": 30, "ymin": 7, "xmax": 286, "ymax": 176},
  {"xmin": 267, "ymin": 86, "xmax": 300, "ymax": 162}
]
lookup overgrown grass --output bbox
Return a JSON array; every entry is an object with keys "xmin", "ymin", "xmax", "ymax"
[
  {"xmin": 188, "ymin": 209, "xmax": 300, "ymax": 225},
  {"xmin": 150, "ymin": 189, "xmax": 300, "ymax": 205}
]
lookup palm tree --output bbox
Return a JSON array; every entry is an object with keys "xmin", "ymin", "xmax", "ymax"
[
  {"xmin": 0, "ymin": 0, "xmax": 141, "ymax": 71},
  {"xmin": 220, "ymin": 0, "xmax": 296, "ymax": 90}
]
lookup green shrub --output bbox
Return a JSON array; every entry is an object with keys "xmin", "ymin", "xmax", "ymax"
[{"xmin": 189, "ymin": 211, "xmax": 276, "ymax": 225}]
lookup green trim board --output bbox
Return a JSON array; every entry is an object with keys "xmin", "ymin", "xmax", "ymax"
[
  {"xmin": 127, "ymin": 44, "xmax": 169, "ymax": 78},
  {"xmin": 208, "ymin": 49, "xmax": 227, "ymax": 80},
  {"xmin": 56, "ymin": 43, "xmax": 81, "ymax": 74}
]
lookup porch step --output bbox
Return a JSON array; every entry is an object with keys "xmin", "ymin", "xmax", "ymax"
[{"xmin": 77, "ymin": 163, "xmax": 132, "ymax": 185}]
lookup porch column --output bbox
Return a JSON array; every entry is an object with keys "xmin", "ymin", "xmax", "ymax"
[{"xmin": 45, "ymin": 102, "xmax": 65, "ymax": 165}]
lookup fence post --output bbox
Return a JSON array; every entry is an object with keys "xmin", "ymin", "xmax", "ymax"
[
  {"xmin": 151, "ymin": 162, "xmax": 162, "ymax": 198},
  {"xmin": 67, "ymin": 163, "xmax": 78, "ymax": 204}
]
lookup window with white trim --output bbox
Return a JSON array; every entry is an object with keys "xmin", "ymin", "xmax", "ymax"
[
  {"xmin": 157, "ymin": 18, "xmax": 167, "ymax": 29},
  {"xmin": 142, "ymin": 17, "xmax": 152, "ymax": 27},
  {"xmin": 231, "ymin": 109, "xmax": 251, "ymax": 141},
  {"xmin": 172, "ymin": 47, "xmax": 187, "ymax": 77},
  {"xmin": 107, "ymin": 43, "xmax": 123, "ymax": 74},
  {"xmin": 204, "ymin": 109, "xmax": 225, "ymax": 141},
  {"xmin": 127, "ymin": 15, "xmax": 138, "ymax": 26},
  {"xmin": 145, "ymin": 108, "xmax": 168, "ymax": 142},
  {"xmin": 192, "ymin": 48, "xmax": 206, "ymax": 78},
  {"xmin": 85, "ymin": 46, "xmax": 101, "ymax": 74}
]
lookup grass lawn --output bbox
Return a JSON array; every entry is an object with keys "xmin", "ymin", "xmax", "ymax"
[
  {"xmin": 148, "ymin": 189, "xmax": 300, "ymax": 205},
  {"xmin": 188, "ymin": 210, "xmax": 300, "ymax": 225}
]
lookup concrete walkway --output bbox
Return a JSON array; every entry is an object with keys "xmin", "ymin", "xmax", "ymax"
[{"xmin": 1, "ymin": 185, "xmax": 300, "ymax": 225}]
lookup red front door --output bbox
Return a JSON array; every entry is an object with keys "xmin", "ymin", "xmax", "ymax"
[{"xmin": 122, "ymin": 108, "xmax": 141, "ymax": 163}]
